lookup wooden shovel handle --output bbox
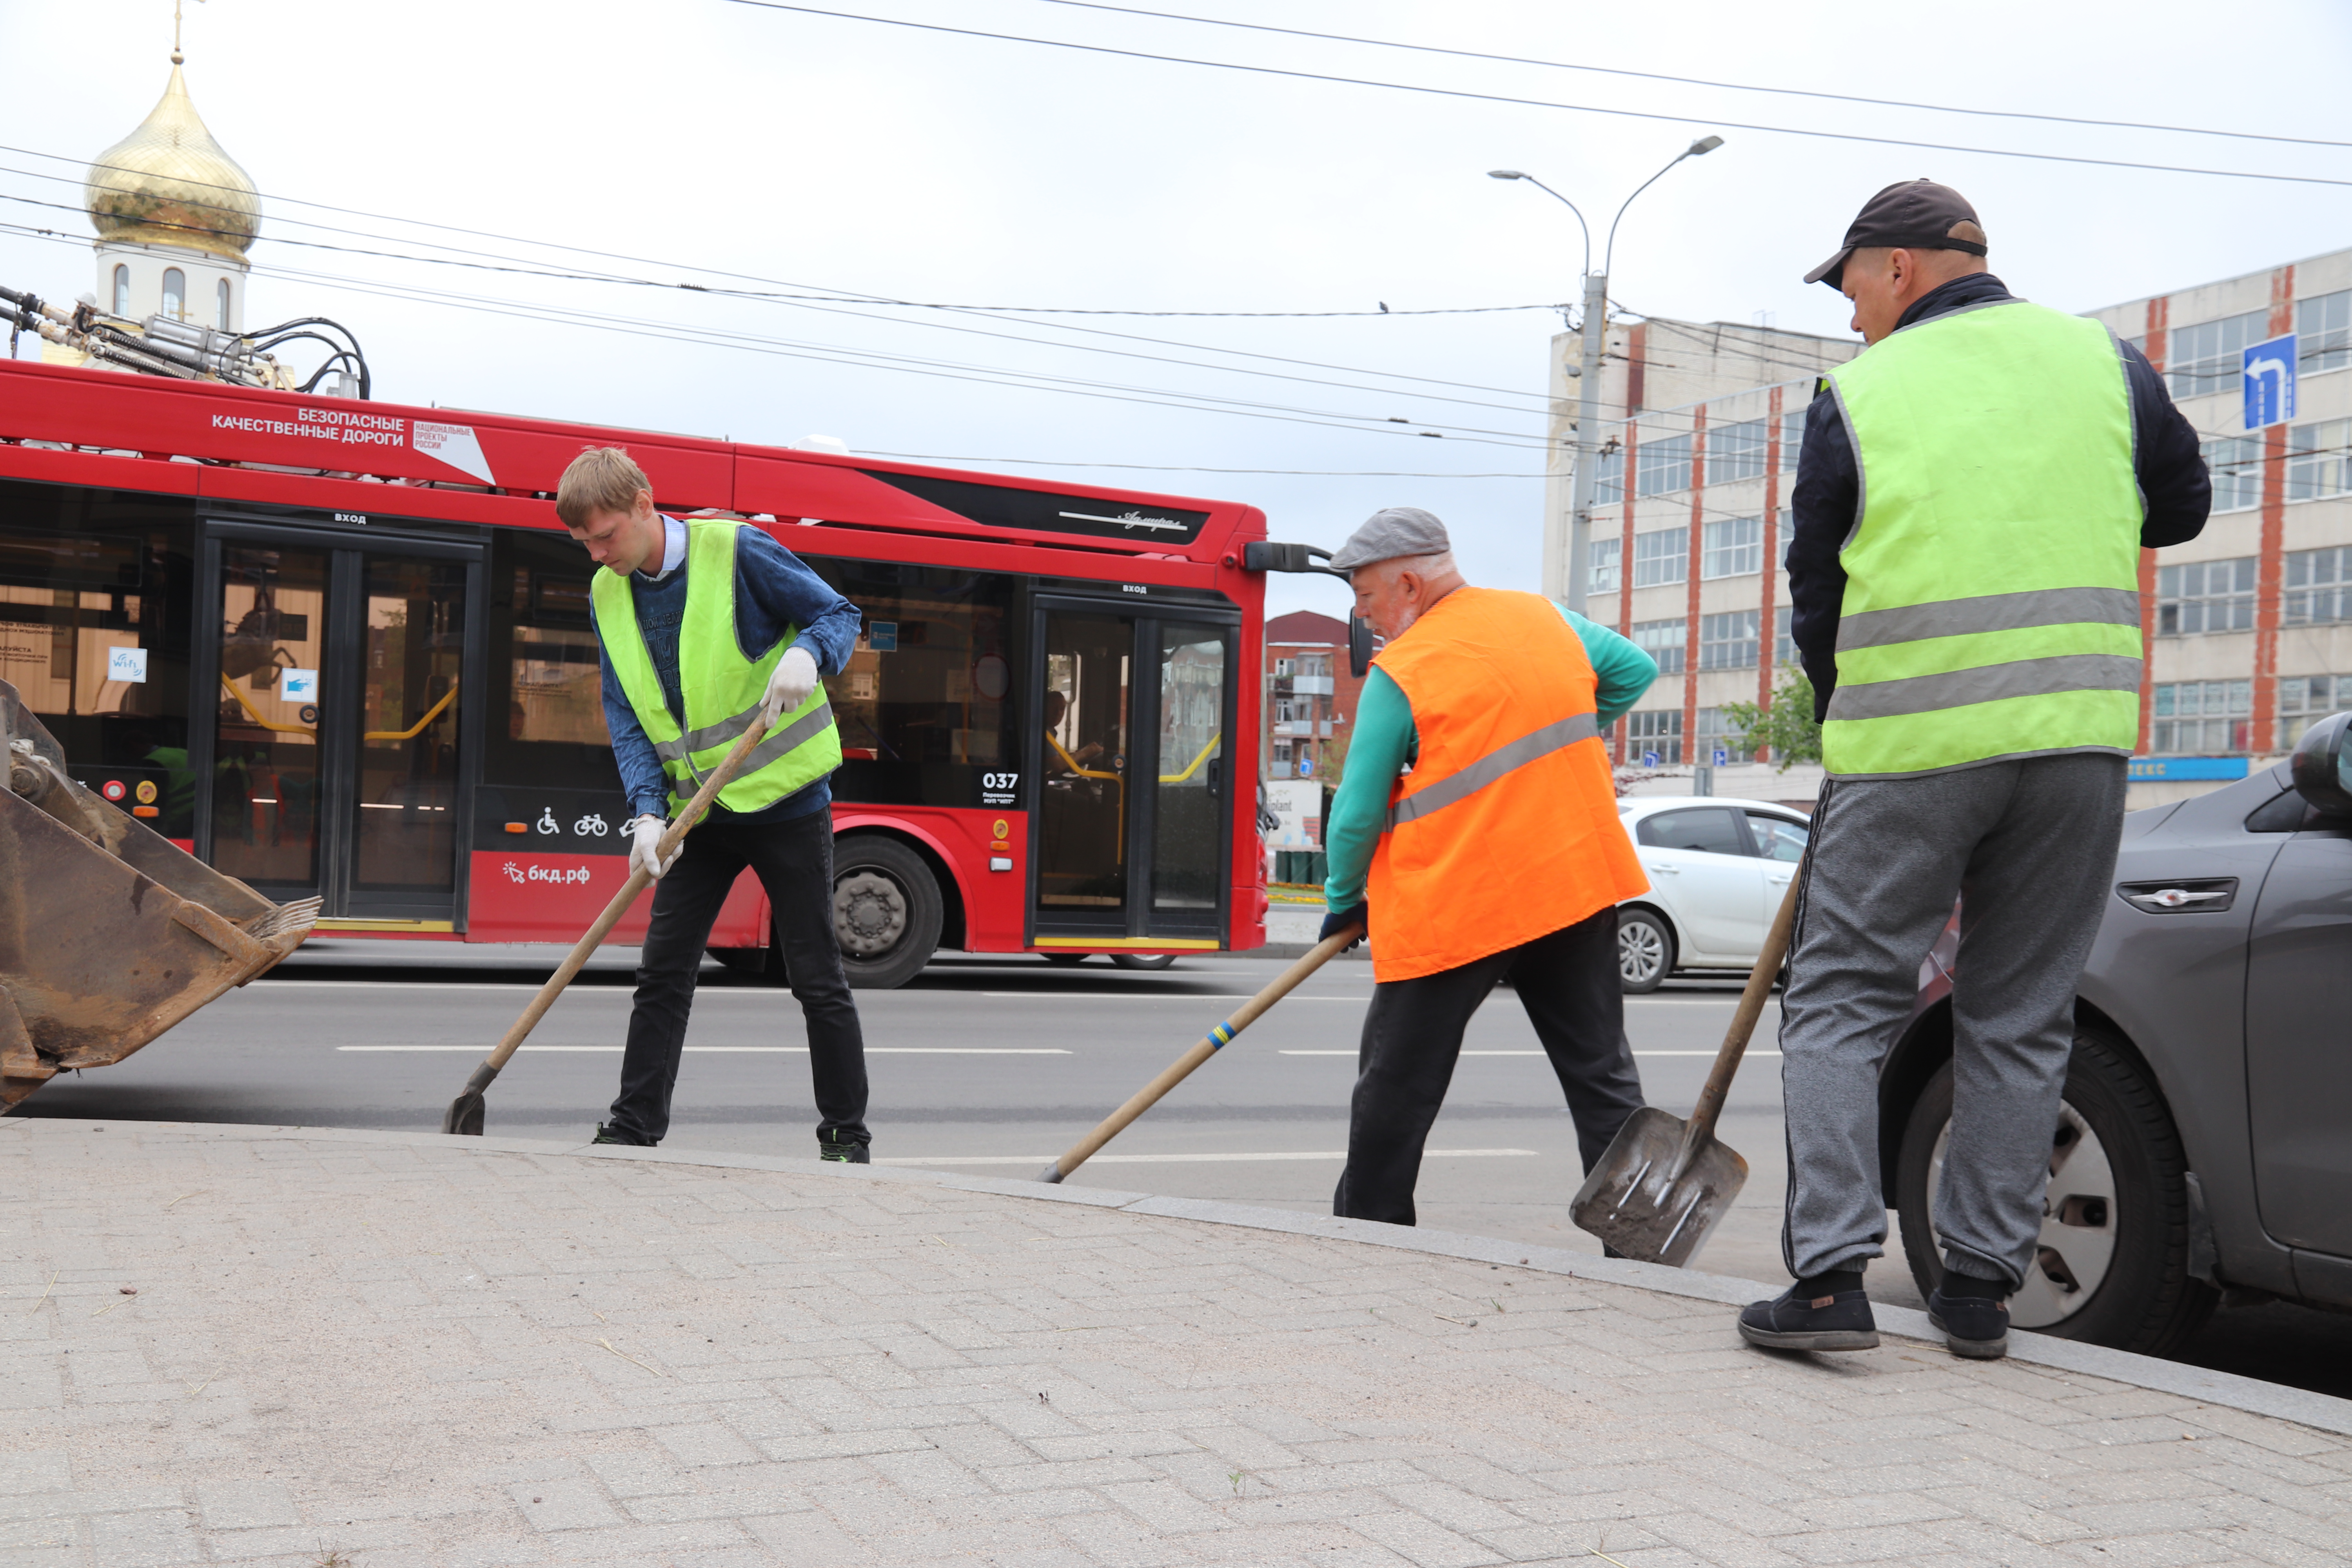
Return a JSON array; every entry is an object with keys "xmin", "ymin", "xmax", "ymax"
[
  {"xmin": 1683, "ymin": 871, "xmax": 1802, "ymax": 1146},
  {"xmin": 481, "ymin": 719, "xmax": 770, "ymax": 1074},
  {"xmin": 1043, "ymin": 925, "xmax": 1361, "ymax": 1182}
]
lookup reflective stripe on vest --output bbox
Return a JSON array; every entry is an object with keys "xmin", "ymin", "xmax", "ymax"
[
  {"xmin": 590, "ymin": 519, "xmax": 843, "ymax": 815},
  {"xmin": 1364, "ymin": 588, "xmax": 1648, "ymax": 983},
  {"xmin": 1820, "ymin": 301, "xmax": 2143, "ymax": 778},
  {"xmin": 1385, "ymin": 711, "xmax": 1601, "ymax": 830}
]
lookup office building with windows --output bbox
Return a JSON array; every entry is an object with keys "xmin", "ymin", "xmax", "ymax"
[{"xmin": 1557, "ymin": 248, "xmax": 2352, "ymax": 805}]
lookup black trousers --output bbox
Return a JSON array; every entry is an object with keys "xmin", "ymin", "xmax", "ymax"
[
  {"xmin": 607, "ymin": 808, "xmax": 868, "ymax": 1147},
  {"xmin": 1333, "ymin": 906, "xmax": 1643, "ymax": 1226}
]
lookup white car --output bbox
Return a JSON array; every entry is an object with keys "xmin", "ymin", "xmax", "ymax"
[{"xmin": 1614, "ymin": 796, "xmax": 1812, "ymax": 993}]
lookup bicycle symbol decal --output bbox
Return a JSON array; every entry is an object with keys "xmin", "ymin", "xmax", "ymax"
[{"xmin": 573, "ymin": 812, "xmax": 610, "ymax": 838}]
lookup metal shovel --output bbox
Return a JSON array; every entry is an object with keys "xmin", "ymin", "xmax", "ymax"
[
  {"xmin": 1571, "ymin": 873, "xmax": 1801, "ymax": 1266},
  {"xmin": 442, "ymin": 719, "xmax": 770, "ymax": 1136}
]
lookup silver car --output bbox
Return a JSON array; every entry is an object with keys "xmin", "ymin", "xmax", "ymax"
[{"xmin": 1881, "ymin": 712, "xmax": 2352, "ymax": 1355}]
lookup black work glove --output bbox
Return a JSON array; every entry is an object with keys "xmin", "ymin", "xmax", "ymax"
[{"xmin": 1319, "ymin": 902, "xmax": 1366, "ymax": 951}]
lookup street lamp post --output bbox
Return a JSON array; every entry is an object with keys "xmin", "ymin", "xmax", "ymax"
[{"xmin": 1491, "ymin": 136, "xmax": 1723, "ymax": 615}]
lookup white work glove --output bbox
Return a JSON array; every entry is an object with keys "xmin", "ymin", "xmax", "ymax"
[
  {"xmin": 761, "ymin": 644, "xmax": 820, "ymax": 730},
  {"xmin": 627, "ymin": 814, "xmax": 682, "ymax": 881}
]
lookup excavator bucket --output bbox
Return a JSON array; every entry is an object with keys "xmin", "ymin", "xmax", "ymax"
[{"xmin": 0, "ymin": 678, "xmax": 317, "ymax": 1108}]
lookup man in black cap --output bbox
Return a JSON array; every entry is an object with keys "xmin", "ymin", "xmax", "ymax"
[{"xmin": 1737, "ymin": 181, "xmax": 2210, "ymax": 1359}]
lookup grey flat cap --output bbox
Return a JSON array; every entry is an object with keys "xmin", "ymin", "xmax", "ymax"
[{"xmin": 1329, "ymin": 506, "xmax": 1451, "ymax": 571}]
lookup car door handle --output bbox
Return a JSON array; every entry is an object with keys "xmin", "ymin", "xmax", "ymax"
[
  {"xmin": 1644, "ymin": 862, "xmax": 1680, "ymax": 874},
  {"xmin": 2117, "ymin": 878, "xmax": 2237, "ymax": 913}
]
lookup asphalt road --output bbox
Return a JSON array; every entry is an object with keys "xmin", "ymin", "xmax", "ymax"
[{"xmin": 15, "ymin": 940, "xmax": 2347, "ymax": 1397}]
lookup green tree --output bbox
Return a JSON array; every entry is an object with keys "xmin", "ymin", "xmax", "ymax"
[{"xmin": 1721, "ymin": 664, "xmax": 1822, "ymax": 772}]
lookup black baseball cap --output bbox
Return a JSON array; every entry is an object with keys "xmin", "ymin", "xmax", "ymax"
[{"xmin": 1805, "ymin": 179, "xmax": 1988, "ymax": 290}]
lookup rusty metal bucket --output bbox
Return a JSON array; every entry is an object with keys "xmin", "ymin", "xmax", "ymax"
[{"xmin": 0, "ymin": 679, "xmax": 317, "ymax": 1108}]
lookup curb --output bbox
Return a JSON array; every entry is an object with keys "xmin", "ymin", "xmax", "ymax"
[{"xmin": 15, "ymin": 1116, "xmax": 2352, "ymax": 1440}]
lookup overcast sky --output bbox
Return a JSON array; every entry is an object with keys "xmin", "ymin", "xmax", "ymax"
[{"xmin": 7, "ymin": 0, "xmax": 2348, "ymax": 617}]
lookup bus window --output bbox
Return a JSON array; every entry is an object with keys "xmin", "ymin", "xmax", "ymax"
[
  {"xmin": 480, "ymin": 531, "xmax": 624, "ymax": 846},
  {"xmin": 350, "ymin": 555, "xmax": 466, "ymax": 899},
  {"xmin": 1151, "ymin": 623, "xmax": 1227, "ymax": 918},
  {"xmin": 211, "ymin": 541, "xmax": 327, "ymax": 889},
  {"xmin": 0, "ymin": 480, "xmax": 198, "ymax": 838},
  {"xmin": 808, "ymin": 557, "xmax": 1015, "ymax": 808},
  {"xmin": 1038, "ymin": 612, "xmax": 1131, "ymax": 917}
]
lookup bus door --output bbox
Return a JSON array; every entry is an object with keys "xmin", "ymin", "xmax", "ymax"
[
  {"xmin": 194, "ymin": 521, "xmax": 484, "ymax": 928},
  {"xmin": 1030, "ymin": 596, "xmax": 1238, "ymax": 948}
]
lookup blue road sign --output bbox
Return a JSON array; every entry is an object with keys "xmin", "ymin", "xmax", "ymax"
[
  {"xmin": 1712, "ymin": 748, "xmax": 1730, "ymax": 767},
  {"xmin": 2244, "ymin": 334, "xmax": 2296, "ymax": 430},
  {"xmin": 1641, "ymin": 750, "xmax": 1660, "ymax": 767},
  {"xmin": 1298, "ymin": 755, "xmax": 1314, "ymax": 778}
]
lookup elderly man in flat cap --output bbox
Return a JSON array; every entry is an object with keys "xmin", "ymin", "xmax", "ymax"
[{"xmin": 1318, "ymin": 507, "xmax": 1661, "ymax": 1225}]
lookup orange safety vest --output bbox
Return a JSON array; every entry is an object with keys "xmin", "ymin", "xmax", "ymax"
[{"xmin": 1366, "ymin": 586, "xmax": 1647, "ymax": 982}]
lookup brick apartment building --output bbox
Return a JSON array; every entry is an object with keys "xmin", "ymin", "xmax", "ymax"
[{"xmin": 1261, "ymin": 609, "xmax": 1363, "ymax": 782}]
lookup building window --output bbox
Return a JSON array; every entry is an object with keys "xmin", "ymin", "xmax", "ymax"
[
  {"xmin": 2203, "ymin": 437, "xmax": 2264, "ymax": 513},
  {"xmin": 1695, "ymin": 707, "xmax": 1756, "ymax": 764},
  {"xmin": 1627, "ymin": 708, "xmax": 1682, "ymax": 765},
  {"xmin": 2156, "ymin": 557, "xmax": 2257, "ymax": 635},
  {"xmin": 111, "ymin": 264, "xmax": 129, "ymax": 316},
  {"xmin": 1636, "ymin": 432, "xmax": 1692, "ymax": 497},
  {"xmin": 161, "ymin": 268, "xmax": 185, "ymax": 321},
  {"xmin": 2285, "ymin": 546, "xmax": 2352, "ymax": 626},
  {"xmin": 2288, "ymin": 419, "xmax": 2350, "ymax": 502},
  {"xmin": 2279, "ymin": 675, "xmax": 2345, "ymax": 750},
  {"xmin": 1699, "ymin": 610, "xmax": 1760, "ymax": 670},
  {"xmin": 1773, "ymin": 605, "xmax": 1794, "ymax": 667},
  {"xmin": 1630, "ymin": 526, "xmax": 1687, "ymax": 588},
  {"xmin": 215, "ymin": 278, "xmax": 232, "ymax": 330},
  {"xmin": 2167, "ymin": 310, "xmax": 2269, "ymax": 399},
  {"xmin": 1589, "ymin": 536, "xmax": 1620, "ymax": 595},
  {"xmin": 2300, "ymin": 289, "xmax": 2350, "ymax": 376},
  {"xmin": 2151, "ymin": 680, "xmax": 2251, "ymax": 755},
  {"xmin": 1780, "ymin": 406, "xmax": 1809, "ymax": 473},
  {"xmin": 1591, "ymin": 446, "xmax": 1624, "ymax": 506},
  {"xmin": 1706, "ymin": 419, "xmax": 1767, "ymax": 485},
  {"xmin": 1700, "ymin": 515, "xmax": 1762, "ymax": 579},
  {"xmin": 1630, "ymin": 618, "xmax": 1686, "ymax": 675}
]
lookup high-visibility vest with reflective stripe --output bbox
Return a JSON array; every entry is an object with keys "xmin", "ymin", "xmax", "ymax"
[
  {"xmin": 590, "ymin": 519, "xmax": 842, "ymax": 816},
  {"xmin": 1821, "ymin": 299, "xmax": 2143, "ymax": 777},
  {"xmin": 1365, "ymin": 587, "xmax": 1648, "ymax": 982}
]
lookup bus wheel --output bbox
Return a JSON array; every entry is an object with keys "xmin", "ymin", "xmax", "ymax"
[
  {"xmin": 1110, "ymin": 953, "xmax": 1177, "ymax": 971},
  {"xmin": 830, "ymin": 835, "xmax": 942, "ymax": 990}
]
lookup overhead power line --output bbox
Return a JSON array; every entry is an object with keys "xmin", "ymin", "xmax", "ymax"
[
  {"xmin": 724, "ymin": 1, "xmax": 2352, "ymax": 189},
  {"xmin": 862, "ymin": 452, "xmax": 1548, "ymax": 477},
  {"xmin": 0, "ymin": 146, "xmax": 1568, "ymax": 408},
  {"xmin": 1, "ymin": 226, "xmax": 1557, "ymax": 451},
  {"xmin": 1029, "ymin": 0, "xmax": 2352, "ymax": 151}
]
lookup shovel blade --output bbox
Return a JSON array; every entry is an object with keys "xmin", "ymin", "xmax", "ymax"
[{"xmin": 1571, "ymin": 1106, "xmax": 1749, "ymax": 1268}]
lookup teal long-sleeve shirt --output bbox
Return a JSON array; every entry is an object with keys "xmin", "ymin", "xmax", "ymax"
[{"xmin": 1321, "ymin": 602, "xmax": 1657, "ymax": 911}]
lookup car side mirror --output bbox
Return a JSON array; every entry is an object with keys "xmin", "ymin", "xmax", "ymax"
[
  {"xmin": 2289, "ymin": 710, "xmax": 2352, "ymax": 817},
  {"xmin": 1348, "ymin": 613, "xmax": 1376, "ymax": 680}
]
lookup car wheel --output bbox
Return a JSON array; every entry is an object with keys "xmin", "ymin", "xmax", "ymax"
[
  {"xmin": 1111, "ymin": 953, "xmax": 1178, "ymax": 971},
  {"xmin": 1617, "ymin": 907, "xmax": 1674, "ymax": 994},
  {"xmin": 829, "ymin": 835, "xmax": 943, "ymax": 990},
  {"xmin": 1896, "ymin": 1025, "xmax": 2217, "ymax": 1356}
]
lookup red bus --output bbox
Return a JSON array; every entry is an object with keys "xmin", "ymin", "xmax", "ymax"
[{"xmin": 0, "ymin": 359, "xmax": 1301, "ymax": 985}]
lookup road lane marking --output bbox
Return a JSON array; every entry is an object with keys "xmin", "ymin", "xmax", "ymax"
[
  {"xmin": 332, "ymin": 1046, "xmax": 1071, "ymax": 1054},
  {"xmin": 873, "ymin": 1148, "xmax": 1539, "ymax": 1166},
  {"xmin": 1278, "ymin": 1049, "xmax": 1784, "ymax": 1058},
  {"xmin": 977, "ymin": 993, "xmax": 1362, "ymax": 1001}
]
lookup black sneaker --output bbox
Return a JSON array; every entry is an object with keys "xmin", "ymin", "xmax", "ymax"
[
  {"xmin": 1737, "ymin": 1285, "xmax": 1880, "ymax": 1352},
  {"xmin": 818, "ymin": 1134, "xmax": 870, "ymax": 1165},
  {"xmin": 592, "ymin": 1123, "xmax": 653, "ymax": 1147},
  {"xmin": 1927, "ymin": 1287, "xmax": 2010, "ymax": 1360}
]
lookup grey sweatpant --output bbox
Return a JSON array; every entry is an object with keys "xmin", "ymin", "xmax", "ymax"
[{"xmin": 1779, "ymin": 752, "xmax": 2127, "ymax": 1287}]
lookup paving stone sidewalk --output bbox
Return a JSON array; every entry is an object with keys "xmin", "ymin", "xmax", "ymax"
[{"xmin": 3, "ymin": 1119, "xmax": 2350, "ymax": 1568}]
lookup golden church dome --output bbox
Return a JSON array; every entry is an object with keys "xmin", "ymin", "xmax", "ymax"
[{"xmin": 84, "ymin": 64, "xmax": 259, "ymax": 262}]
